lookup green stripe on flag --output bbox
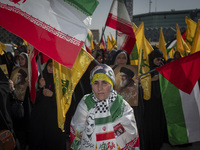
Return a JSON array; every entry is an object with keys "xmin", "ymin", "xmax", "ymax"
[
  {"xmin": 64, "ymin": 0, "xmax": 99, "ymax": 16},
  {"xmin": 95, "ymin": 116, "xmax": 112, "ymax": 125},
  {"xmin": 159, "ymin": 74, "xmax": 189, "ymax": 145}
]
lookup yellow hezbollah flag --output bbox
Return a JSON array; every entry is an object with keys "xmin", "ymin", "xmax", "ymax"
[
  {"xmin": 107, "ymin": 35, "xmax": 113, "ymax": 52},
  {"xmin": 53, "ymin": 48, "xmax": 94, "ymax": 131},
  {"xmin": 176, "ymin": 24, "xmax": 190, "ymax": 57},
  {"xmin": 158, "ymin": 27, "xmax": 168, "ymax": 61},
  {"xmin": 130, "ymin": 22, "xmax": 143, "ymax": 65},
  {"xmin": 110, "ymin": 33, "xmax": 117, "ymax": 49},
  {"xmin": 185, "ymin": 16, "xmax": 197, "ymax": 50},
  {"xmin": 191, "ymin": 19, "xmax": 200, "ymax": 54},
  {"xmin": 168, "ymin": 48, "xmax": 175, "ymax": 58},
  {"xmin": 138, "ymin": 23, "xmax": 153, "ymax": 100},
  {"xmin": 132, "ymin": 23, "xmax": 138, "ymax": 32},
  {"xmin": 0, "ymin": 42, "xmax": 6, "ymax": 55}
]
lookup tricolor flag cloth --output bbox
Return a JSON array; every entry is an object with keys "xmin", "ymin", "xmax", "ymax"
[
  {"xmin": 70, "ymin": 92, "xmax": 140, "ymax": 150},
  {"xmin": 156, "ymin": 51, "xmax": 200, "ymax": 145},
  {"xmin": 0, "ymin": 0, "xmax": 98, "ymax": 69},
  {"xmin": 105, "ymin": 0, "xmax": 136, "ymax": 54}
]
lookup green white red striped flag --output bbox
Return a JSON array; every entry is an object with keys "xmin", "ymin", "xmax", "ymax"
[
  {"xmin": 156, "ymin": 51, "xmax": 200, "ymax": 145},
  {"xmin": 105, "ymin": 0, "xmax": 136, "ymax": 54},
  {"xmin": 0, "ymin": 0, "xmax": 98, "ymax": 69}
]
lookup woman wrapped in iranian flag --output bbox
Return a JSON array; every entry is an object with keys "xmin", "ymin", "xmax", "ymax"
[{"xmin": 70, "ymin": 64, "xmax": 140, "ymax": 150}]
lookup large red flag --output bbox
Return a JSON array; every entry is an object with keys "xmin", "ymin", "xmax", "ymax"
[
  {"xmin": 0, "ymin": 0, "xmax": 98, "ymax": 69},
  {"xmin": 105, "ymin": 0, "xmax": 136, "ymax": 54}
]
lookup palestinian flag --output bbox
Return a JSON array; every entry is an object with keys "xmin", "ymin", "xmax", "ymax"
[{"xmin": 156, "ymin": 51, "xmax": 200, "ymax": 145}]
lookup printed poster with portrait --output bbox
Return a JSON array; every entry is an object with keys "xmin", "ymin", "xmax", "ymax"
[
  {"xmin": 10, "ymin": 67, "xmax": 29, "ymax": 101},
  {"xmin": 111, "ymin": 65, "xmax": 138, "ymax": 106}
]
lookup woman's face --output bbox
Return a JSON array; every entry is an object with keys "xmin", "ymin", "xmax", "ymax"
[
  {"xmin": 153, "ymin": 57, "xmax": 162, "ymax": 66},
  {"xmin": 96, "ymin": 55, "xmax": 103, "ymax": 64},
  {"xmin": 116, "ymin": 53, "xmax": 127, "ymax": 65},
  {"xmin": 19, "ymin": 54, "xmax": 27, "ymax": 67},
  {"xmin": 47, "ymin": 62, "xmax": 53, "ymax": 74},
  {"xmin": 92, "ymin": 80, "xmax": 111, "ymax": 101}
]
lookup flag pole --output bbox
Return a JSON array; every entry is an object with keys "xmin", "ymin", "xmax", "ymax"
[
  {"xmin": 37, "ymin": 50, "xmax": 43, "ymax": 78},
  {"xmin": 99, "ymin": 0, "xmax": 115, "ymax": 44}
]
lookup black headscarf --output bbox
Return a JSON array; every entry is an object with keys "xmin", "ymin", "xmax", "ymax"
[
  {"xmin": 148, "ymin": 48, "xmax": 163, "ymax": 70},
  {"xmin": 40, "ymin": 59, "xmax": 54, "ymax": 91},
  {"xmin": 110, "ymin": 50, "xmax": 130, "ymax": 65}
]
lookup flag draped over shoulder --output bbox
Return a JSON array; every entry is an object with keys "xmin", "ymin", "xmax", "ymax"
[
  {"xmin": 156, "ymin": 51, "xmax": 200, "ymax": 145},
  {"xmin": 53, "ymin": 48, "xmax": 94, "ymax": 131},
  {"xmin": 105, "ymin": 0, "xmax": 136, "ymax": 54},
  {"xmin": 0, "ymin": 0, "xmax": 98, "ymax": 69}
]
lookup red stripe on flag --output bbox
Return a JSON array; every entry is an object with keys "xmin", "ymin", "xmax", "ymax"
[
  {"xmin": 96, "ymin": 131, "xmax": 115, "ymax": 141},
  {"xmin": 30, "ymin": 49, "xmax": 38, "ymax": 103},
  {"xmin": 106, "ymin": 13, "xmax": 134, "ymax": 37},
  {"xmin": 156, "ymin": 51, "xmax": 200, "ymax": 94},
  {"xmin": 0, "ymin": 3, "xmax": 82, "ymax": 69}
]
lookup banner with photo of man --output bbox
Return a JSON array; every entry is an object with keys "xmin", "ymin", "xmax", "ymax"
[{"xmin": 111, "ymin": 65, "xmax": 138, "ymax": 106}]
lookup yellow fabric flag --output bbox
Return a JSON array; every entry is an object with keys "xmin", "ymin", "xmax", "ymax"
[
  {"xmin": 185, "ymin": 16, "xmax": 197, "ymax": 50},
  {"xmin": 132, "ymin": 23, "xmax": 138, "ymax": 32},
  {"xmin": 0, "ymin": 42, "xmax": 6, "ymax": 55},
  {"xmin": 168, "ymin": 48, "xmax": 175, "ymax": 58},
  {"xmin": 176, "ymin": 24, "xmax": 190, "ymax": 57},
  {"xmin": 107, "ymin": 35, "xmax": 113, "ymax": 52},
  {"xmin": 138, "ymin": 24, "xmax": 153, "ymax": 100},
  {"xmin": 158, "ymin": 27, "xmax": 168, "ymax": 61},
  {"xmin": 53, "ymin": 48, "xmax": 94, "ymax": 131},
  {"xmin": 100, "ymin": 43, "xmax": 105, "ymax": 49},
  {"xmin": 191, "ymin": 19, "xmax": 200, "ymax": 54},
  {"xmin": 110, "ymin": 33, "xmax": 117, "ymax": 49},
  {"xmin": 88, "ymin": 29, "xmax": 94, "ymax": 50}
]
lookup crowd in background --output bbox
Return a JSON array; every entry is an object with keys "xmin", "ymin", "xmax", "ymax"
[{"xmin": 0, "ymin": 41, "xmax": 190, "ymax": 150}]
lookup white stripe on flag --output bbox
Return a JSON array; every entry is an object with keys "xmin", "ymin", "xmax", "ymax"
[{"xmin": 180, "ymin": 82, "xmax": 200, "ymax": 143}]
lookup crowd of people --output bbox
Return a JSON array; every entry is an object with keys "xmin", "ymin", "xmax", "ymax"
[{"xmin": 0, "ymin": 41, "xmax": 186, "ymax": 150}]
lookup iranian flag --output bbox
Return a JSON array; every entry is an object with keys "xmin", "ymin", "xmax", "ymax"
[
  {"xmin": 0, "ymin": 0, "xmax": 98, "ymax": 69},
  {"xmin": 156, "ymin": 51, "xmax": 200, "ymax": 145},
  {"xmin": 105, "ymin": 0, "xmax": 136, "ymax": 54}
]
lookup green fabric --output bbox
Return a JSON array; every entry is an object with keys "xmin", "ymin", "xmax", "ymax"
[
  {"xmin": 159, "ymin": 74, "xmax": 188, "ymax": 145},
  {"xmin": 64, "ymin": 0, "xmax": 99, "ymax": 16},
  {"xmin": 130, "ymin": 44, "xmax": 139, "ymax": 60},
  {"xmin": 84, "ymin": 93, "xmax": 125, "ymax": 123}
]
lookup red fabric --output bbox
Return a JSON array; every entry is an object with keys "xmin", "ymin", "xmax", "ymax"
[
  {"xmin": 106, "ymin": 13, "xmax": 134, "ymax": 37},
  {"xmin": 105, "ymin": 12, "xmax": 136, "ymax": 54},
  {"xmin": 30, "ymin": 48, "xmax": 38, "ymax": 103},
  {"xmin": 0, "ymin": 3, "xmax": 82, "ymax": 69},
  {"xmin": 156, "ymin": 51, "xmax": 200, "ymax": 94},
  {"xmin": 96, "ymin": 131, "xmax": 115, "ymax": 141},
  {"xmin": 85, "ymin": 44, "xmax": 92, "ymax": 54}
]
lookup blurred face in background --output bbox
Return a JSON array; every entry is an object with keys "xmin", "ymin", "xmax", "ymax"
[
  {"xmin": 47, "ymin": 62, "xmax": 53, "ymax": 74},
  {"xmin": 96, "ymin": 55, "xmax": 103, "ymax": 64},
  {"xmin": 19, "ymin": 54, "xmax": 27, "ymax": 67},
  {"xmin": 153, "ymin": 57, "xmax": 163, "ymax": 66},
  {"xmin": 116, "ymin": 53, "xmax": 127, "ymax": 65}
]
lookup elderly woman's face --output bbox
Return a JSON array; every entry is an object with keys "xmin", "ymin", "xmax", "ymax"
[{"xmin": 92, "ymin": 80, "xmax": 111, "ymax": 100}]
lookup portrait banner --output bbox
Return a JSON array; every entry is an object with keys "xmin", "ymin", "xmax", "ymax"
[{"xmin": 111, "ymin": 65, "xmax": 138, "ymax": 106}]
